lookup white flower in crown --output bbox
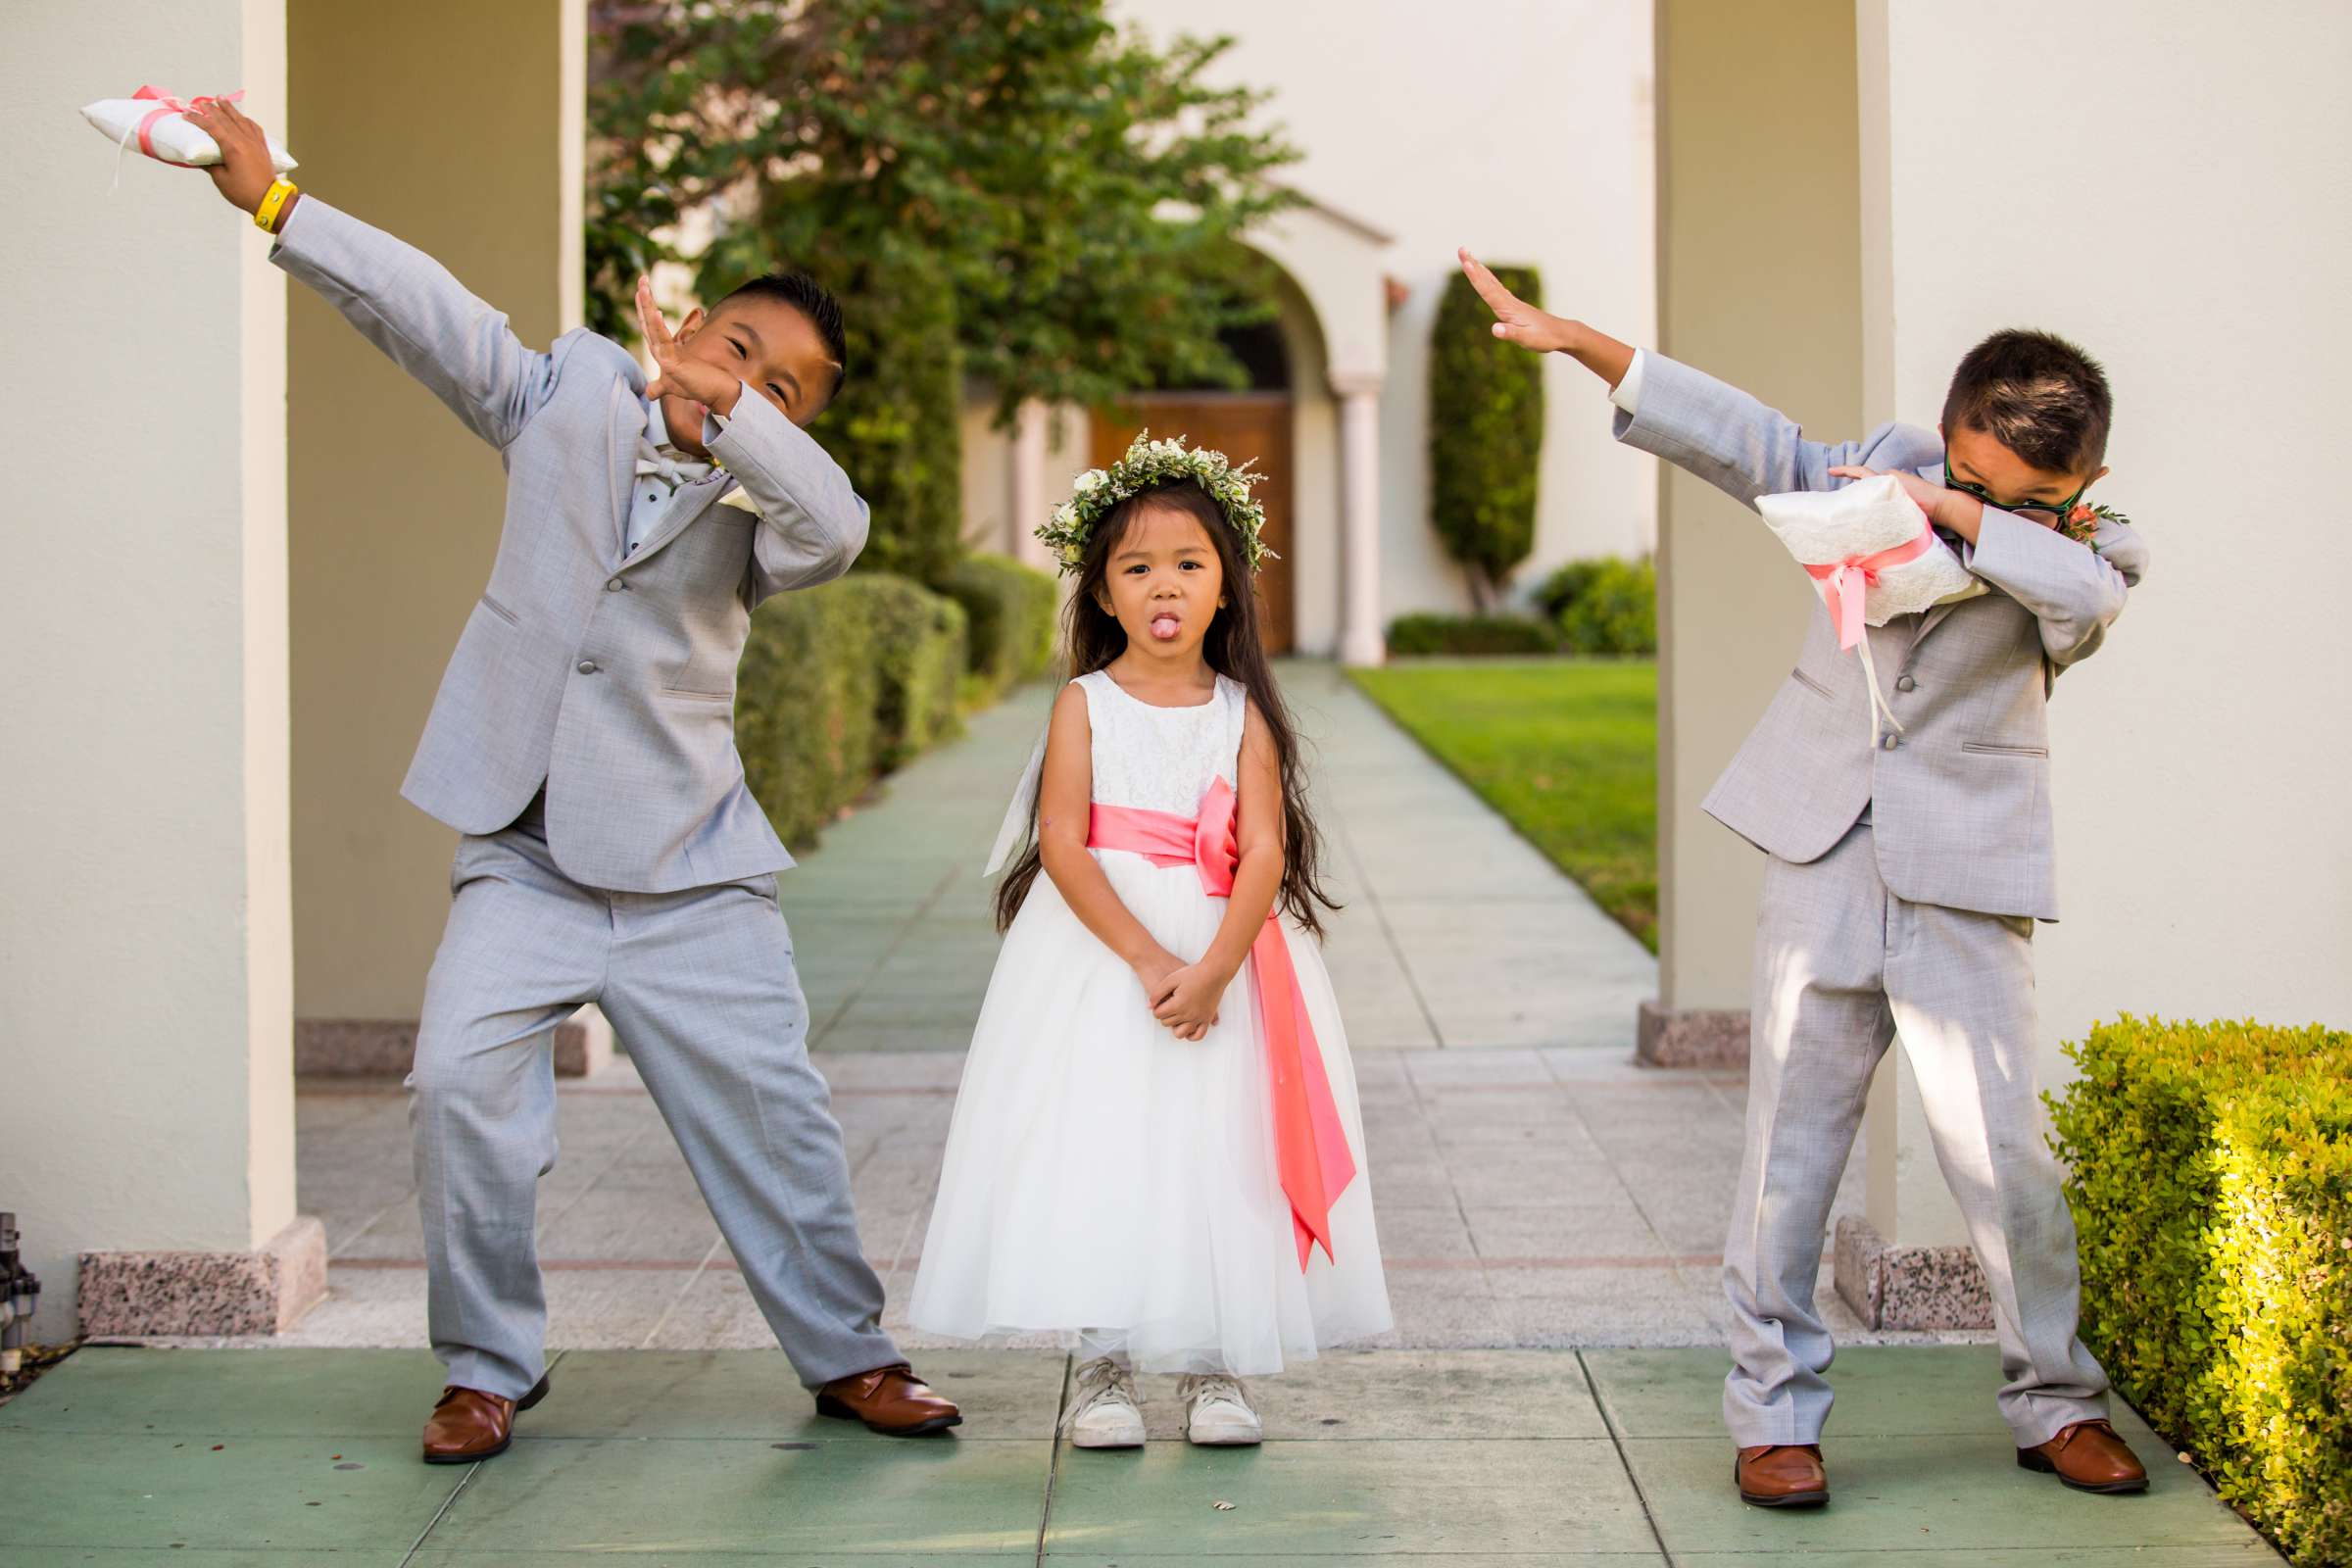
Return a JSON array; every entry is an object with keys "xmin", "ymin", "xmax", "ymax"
[{"xmin": 1034, "ymin": 430, "xmax": 1277, "ymax": 578}]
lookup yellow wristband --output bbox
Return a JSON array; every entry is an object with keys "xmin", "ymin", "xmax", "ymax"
[{"xmin": 255, "ymin": 178, "xmax": 298, "ymax": 234}]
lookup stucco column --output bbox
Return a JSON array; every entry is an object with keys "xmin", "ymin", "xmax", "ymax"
[
  {"xmin": 1333, "ymin": 372, "xmax": 1386, "ymax": 665},
  {"xmin": 286, "ymin": 0, "xmax": 603, "ymax": 1077},
  {"xmin": 1008, "ymin": 398, "xmax": 1054, "ymax": 571},
  {"xmin": 5, "ymin": 1, "xmax": 320, "ymax": 1339}
]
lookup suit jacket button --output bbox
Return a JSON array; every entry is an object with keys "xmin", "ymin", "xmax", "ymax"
[
  {"xmin": 1881, "ymin": 733, "xmax": 1899, "ymax": 751},
  {"xmin": 606, "ymin": 578, "xmax": 627, "ymax": 592},
  {"xmin": 1895, "ymin": 675, "xmax": 1916, "ymax": 692},
  {"xmin": 577, "ymin": 660, "xmax": 600, "ymax": 675}
]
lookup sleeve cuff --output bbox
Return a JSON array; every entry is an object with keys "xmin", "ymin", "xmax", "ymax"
[{"xmin": 1607, "ymin": 348, "xmax": 1647, "ymax": 416}]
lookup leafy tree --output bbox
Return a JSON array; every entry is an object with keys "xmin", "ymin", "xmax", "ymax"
[
  {"xmin": 585, "ymin": 0, "xmax": 1299, "ymax": 422},
  {"xmin": 1429, "ymin": 266, "xmax": 1545, "ymax": 608}
]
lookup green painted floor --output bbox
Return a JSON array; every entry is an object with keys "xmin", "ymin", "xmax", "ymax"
[{"xmin": 2, "ymin": 1345, "xmax": 2278, "ymax": 1564}]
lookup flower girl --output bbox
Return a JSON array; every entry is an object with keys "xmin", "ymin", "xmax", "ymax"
[{"xmin": 908, "ymin": 436, "xmax": 1391, "ymax": 1447}]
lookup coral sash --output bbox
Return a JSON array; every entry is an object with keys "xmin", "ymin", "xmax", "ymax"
[{"xmin": 1089, "ymin": 779, "xmax": 1356, "ymax": 1269}]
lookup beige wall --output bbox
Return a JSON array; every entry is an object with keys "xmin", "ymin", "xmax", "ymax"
[
  {"xmin": 1, "ymin": 0, "xmax": 293, "ymax": 1337},
  {"xmin": 1854, "ymin": 0, "xmax": 2352, "ymax": 1238},
  {"xmin": 287, "ymin": 0, "xmax": 584, "ymax": 1023},
  {"xmin": 1112, "ymin": 0, "xmax": 1658, "ymax": 618},
  {"xmin": 1653, "ymin": 0, "xmax": 1863, "ymax": 1012}
]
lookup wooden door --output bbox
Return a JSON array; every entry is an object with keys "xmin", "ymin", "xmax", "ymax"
[{"xmin": 1091, "ymin": 393, "xmax": 1296, "ymax": 655}]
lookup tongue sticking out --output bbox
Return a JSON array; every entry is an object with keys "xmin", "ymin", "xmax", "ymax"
[{"xmin": 1149, "ymin": 613, "xmax": 1182, "ymax": 641}]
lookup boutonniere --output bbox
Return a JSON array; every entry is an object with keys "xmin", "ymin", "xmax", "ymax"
[{"xmin": 2061, "ymin": 502, "xmax": 2131, "ymax": 548}]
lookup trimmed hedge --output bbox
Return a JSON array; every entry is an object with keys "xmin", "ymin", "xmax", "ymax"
[
  {"xmin": 735, "ymin": 571, "xmax": 966, "ymax": 851},
  {"xmin": 2047, "ymin": 1017, "xmax": 2352, "ymax": 1566},
  {"xmin": 1429, "ymin": 265, "xmax": 1544, "ymax": 606},
  {"xmin": 1538, "ymin": 556, "xmax": 1657, "ymax": 656},
  {"xmin": 828, "ymin": 242, "xmax": 966, "ymax": 586},
  {"xmin": 1386, "ymin": 612, "xmax": 1563, "ymax": 658},
  {"xmin": 938, "ymin": 553, "xmax": 1058, "ymax": 700}
]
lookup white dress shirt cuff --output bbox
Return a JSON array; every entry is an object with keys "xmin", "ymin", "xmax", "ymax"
[{"xmin": 1607, "ymin": 349, "xmax": 1647, "ymax": 416}]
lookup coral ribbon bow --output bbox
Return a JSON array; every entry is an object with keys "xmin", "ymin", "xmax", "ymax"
[
  {"xmin": 129, "ymin": 84, "xmax": 245, "ymax": 161},
  {"xmin": 1801, "ymin": 515, "xmax": 1936, "ymax": 744},
  {"xmin": 1088, "ymin": 778, "xmax": 1357, "ymax": 1269}
]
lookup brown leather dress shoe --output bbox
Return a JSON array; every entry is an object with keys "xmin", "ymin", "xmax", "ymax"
[
  {"xmin": 813, "ymin": 1362, "xmax": 962, "ymax": 1437},
  {"xmin": 2018, "ymin": 1418, "xmax": 2148, "ymax": 1494},
  {"xmin": 1735, "ymin": 1443, "xmax": 1829, "ymax": 1507},
  {"xmin": 421, "ymin": 1373, "xmax": 551, "ymax": 1464}
]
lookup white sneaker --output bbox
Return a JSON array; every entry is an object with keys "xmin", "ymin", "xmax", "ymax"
[
  {"xmin": 1178, "ymin": 1372, "xmax": 1262, "ymax": 1446},
  {"xmin": 1062, "ymin": 1356, "xmax": 1145, "ymax": 1448}
]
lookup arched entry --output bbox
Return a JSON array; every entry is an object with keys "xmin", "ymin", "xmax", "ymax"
[{"xmin": 1091, "ymin": 316, "xmax": 1298, "ymax": 652}]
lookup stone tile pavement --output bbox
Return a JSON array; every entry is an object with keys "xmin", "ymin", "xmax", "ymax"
[{"xmin": 22, "ymin": 662, "xmax": 2278, "ymax": 1562}]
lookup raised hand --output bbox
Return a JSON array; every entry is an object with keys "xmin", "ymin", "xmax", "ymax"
[
  {"xmin": 1457, "ymin": 248, "xmax": 1577, "ymax": 354},
  {"xmin": 634, "ymin": 275, "xmax": 741, "ymax": 416},
  {"xmin": 179, "ymin": 98, "xmax": 279, "ymax": 216}
]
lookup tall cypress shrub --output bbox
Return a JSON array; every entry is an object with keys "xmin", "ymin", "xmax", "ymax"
[
  {"xmin": 1428, "ymin": 266, "xmax": 1545, "ymax": 608},
  {"xmin": 824, "ymin": 240, "xmax": 964, "ymax": 587}
]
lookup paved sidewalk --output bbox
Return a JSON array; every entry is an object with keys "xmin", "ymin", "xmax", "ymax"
[
  {"xmin": 23, "ymin": 662, "xmax": 2278, "ymax": 1562},
  {"xmin": 4, "ymin": 1345, "xmax": 2271, "ymax": 1562},
  {"xmin": 790, "ymin": 661, "xmax": 1658, "ymax": 1054}
]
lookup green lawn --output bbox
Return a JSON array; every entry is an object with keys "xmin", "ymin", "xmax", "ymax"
[{"xmin": 1348, "ymin": 658, "xmax": 1657, "ymax": 952}]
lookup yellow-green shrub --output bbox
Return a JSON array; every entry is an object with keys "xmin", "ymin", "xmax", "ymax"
[
  {"xmin": 735, "ymin": 571, "xmax": 965, "ymax": 851},
  {"xmin": 2047, "ymin": 1016, "xmax": 2352, "ymax": 1565},
  {"xmin": 938, "ymin": 553, "xmax": 1057, "ymax": 700}
]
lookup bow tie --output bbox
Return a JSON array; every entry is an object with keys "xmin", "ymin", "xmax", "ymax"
[{"xmin": 635, "ymin": 436, "xmax": 714, "ymax": 488}]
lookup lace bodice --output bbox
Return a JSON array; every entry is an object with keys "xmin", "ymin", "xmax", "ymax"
[{"xmin": 1075, "ymin": 668, "xmax": 1246, "ymax": 816}]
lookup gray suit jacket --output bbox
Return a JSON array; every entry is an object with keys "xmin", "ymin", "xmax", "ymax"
[
  {"xmin": 1616, "ymin": 354, "xmax": 2147, "ymax": 921},
  {"xmin": 272, "ymin": 198, "xmax": 869, "ymax": 894}
]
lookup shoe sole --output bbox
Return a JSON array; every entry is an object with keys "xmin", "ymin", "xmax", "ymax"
[
  {"xmin": 812, "ymin": 1395, "xmax": 963, "ymax": 1437},
  {"xmin": 1069, "ymin": 1428, "xmax": 1146, "ymax": 1449},
  {"xmin": 2017, "ymin": 1450, "xmax": 2148, "ymax": 1494},
  {"xmin": 1734, "ymin": 1456, "xmax": 1827, "ymax": 1507},
  {"xmin": 422, "ymin": 1373, "xmax": 552, "ymax": 1465}
]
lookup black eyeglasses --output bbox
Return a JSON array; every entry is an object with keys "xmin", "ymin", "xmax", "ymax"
[{"xmin": 1942, "ymin": 461, "xmax": 2085, "ymax": 527}]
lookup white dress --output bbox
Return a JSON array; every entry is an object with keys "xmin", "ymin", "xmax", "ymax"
[{"xmin": 908, "ymin": 669, "xmax": 1392, "ymax": 1375}]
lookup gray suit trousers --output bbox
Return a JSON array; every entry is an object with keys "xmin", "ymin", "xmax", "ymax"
[
  {"xmin": 408, "ymin": 800, "xmax": 899, "ymax": 1398},
  {"xmin": 1722, "ymin": 823, "xmax": 2109, "ymax": 1448}
]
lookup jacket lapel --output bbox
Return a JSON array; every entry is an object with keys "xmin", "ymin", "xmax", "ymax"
[
  {"xmin": 617, "ymin": 473, "xmax": 738, "ymax": 574},
  {"xmin": 605, "ymin": 375, "xmax": 639, "ymax": 562}
]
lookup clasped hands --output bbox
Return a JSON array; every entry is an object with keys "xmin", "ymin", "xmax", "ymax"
[{"xmin": 1133, "ymin": 949, "xmax": 1235, "ymax": 1043}]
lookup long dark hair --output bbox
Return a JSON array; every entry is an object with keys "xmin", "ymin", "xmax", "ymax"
[{"xmin": 993, "ymin": 478, "xmax": 1340, "ymax": 939}]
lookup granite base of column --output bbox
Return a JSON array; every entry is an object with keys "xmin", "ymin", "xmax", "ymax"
[
  {"xmin": 295, "ymin": 1006, "xmax": 613, "ymax": 1078},
  {"xmin": 78, "ymin": 1215, "xmax": 328, "ymax": 1338},
  {"xmin": 1833, "ymin": 1214, "xmax": 1993, "ymax": 1330},
  {"xmin": 1636, "ymin": 1000, "xmax": 1749, "ymax": 1068}
]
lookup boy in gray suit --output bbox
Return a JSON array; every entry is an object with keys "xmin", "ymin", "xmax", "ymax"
[
  {"xmin": 1461, "ymin": 250, "xmax": 2149, "ymax": 1507},
  {"xmin": 186, "ymin": 100, "xmax": 959, "ymax": 1459}
]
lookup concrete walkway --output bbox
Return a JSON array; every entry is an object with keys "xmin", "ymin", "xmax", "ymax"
[
  {"xmin": 17, "ymin": 663, "xmax": 2278, "ymax": 1562},
  {"xmin": 789, "ymin": 660, "xmax": 1657, "ymax": 1054}
]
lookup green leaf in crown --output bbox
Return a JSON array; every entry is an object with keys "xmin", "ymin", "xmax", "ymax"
[{"xmin": 1037, "ymin": 430, "xmax": 1277, "ymax": 577}]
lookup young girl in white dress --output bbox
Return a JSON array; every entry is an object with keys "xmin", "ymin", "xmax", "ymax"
[{"xmin": 908, "ymin": 436, "xmax": 1391, "ymax": 1447}]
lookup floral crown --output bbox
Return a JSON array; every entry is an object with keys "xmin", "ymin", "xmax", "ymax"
[{"xmin": 1037, "ymin": 431, "xmax": 1275, "ymax": 577}]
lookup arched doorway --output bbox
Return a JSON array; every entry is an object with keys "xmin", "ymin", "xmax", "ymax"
[{"xmin": 1091, "ymin": 316, "xmax": 1298, "ymax": 653}]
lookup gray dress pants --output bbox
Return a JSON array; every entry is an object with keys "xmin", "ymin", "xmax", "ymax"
[
  {"xmin": 407, "ymin": 799, "xmax": 900, "ymax": 1398},
  {"xmin": 1722, "ymin": 822, "xmax": 2109, "ymax": 1448}
]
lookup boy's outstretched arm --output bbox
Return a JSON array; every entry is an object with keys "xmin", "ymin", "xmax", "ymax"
[
  {"xmin": 186, "ymin": 100, "xmax": 557, "ymax": 451},
  {"xmin": 1456, "ymin": 249, "xmax": 1934, "ymax": 504}
]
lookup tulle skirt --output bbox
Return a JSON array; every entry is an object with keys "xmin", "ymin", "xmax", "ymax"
[{"xmin": 907, "ymin": 849, "xmax": 1392, "ymax": 1375}]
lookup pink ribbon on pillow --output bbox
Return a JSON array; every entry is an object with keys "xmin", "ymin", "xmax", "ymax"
[
  {"xmin": 130, "ymin": 84, "xmax": 244, "ymax": 162},
  {"xmin": 1802, "ymin": 514, "xmax": 1936, "ymax": 652},
  {"xmin": 1799, "ymin": 507, "xmax": 1936, "ymax": 744},
  {"xmin": 1088, "ymin": 778, "xmax": 1357, "ymax": 1270}
]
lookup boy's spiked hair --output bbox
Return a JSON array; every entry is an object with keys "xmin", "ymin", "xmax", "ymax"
[
  {"xmin": 715, "ymin": 270, "xmax": 849, "ymax": 395},
  {"xmin": 1941, "ymin": 328, "xmax": 2113, "ymax": 473}
]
